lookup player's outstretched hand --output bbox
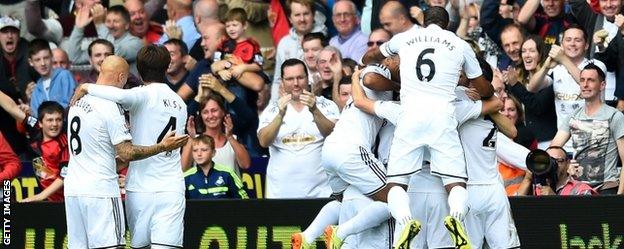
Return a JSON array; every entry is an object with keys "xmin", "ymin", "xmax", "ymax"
[
  {"xmin": 447, "ymin": 186, "xmax": 468, "ymax": 221},
  {"xmin": 70, "ymin": 84, "xmax": 90, "ymax": 106},
  {"xmin": 159, "ymin": 131, "xmax": 189, "ymax": 151},
  {"xmin": 351, "ymin": 68, "xmax": 364, "ymax": 100}
]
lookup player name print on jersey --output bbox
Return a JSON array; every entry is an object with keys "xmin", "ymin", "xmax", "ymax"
[
  {"xmin": 405, "ymin": 35, "xmax": 456, "ymax": 51},
  {"xmin": 163, "ymin": 98, "xmax": 183, "ymax": 110}
]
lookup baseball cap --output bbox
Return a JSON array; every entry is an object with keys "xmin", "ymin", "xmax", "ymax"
[{"xmin": 0, "ymin": 16, "xmax": 20, "ymax": 31}]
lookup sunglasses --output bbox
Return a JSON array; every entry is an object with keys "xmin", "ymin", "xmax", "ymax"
[{"xmin": 367, "ymin": 41, "xmax": 386, "ymax": 47}]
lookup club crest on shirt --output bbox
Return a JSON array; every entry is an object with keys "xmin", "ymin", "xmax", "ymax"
[
  {"xmin": 281, "ymin": 132, "xmax": 316, "ymax": 150},
  {"xmin": 216, "ymin": 176, "xmax": 224, "ymax": 186}
]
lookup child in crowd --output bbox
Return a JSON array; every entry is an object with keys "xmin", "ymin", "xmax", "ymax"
[
  {"xmin": 0, "ymin": 98, "xmax": 70, "ymax": 202},
  {"xmin": 210, "ymin": 8, "xmax": 264, "ymax": 82},
  {"xmin": 184, "ymin": 135, "xmax": 248, "ymax": 199},
  {"xmin": 28, "ymin": 39, "xmax": 76, "ymax": 118}
]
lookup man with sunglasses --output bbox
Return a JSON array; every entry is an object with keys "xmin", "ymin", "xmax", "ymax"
[{"xmin": 366, "ymin": 28, "xmax": 391, "ymax": 50}]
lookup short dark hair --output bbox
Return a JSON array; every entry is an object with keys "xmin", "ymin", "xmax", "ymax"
[
  {"xmin": 107, "ymin": 5, "xmax": 131, "ymax": 24},
  {"xmin": 28, "ymin": 39, "xmax": 51, "ymax": 58},
  {"xmin": 224, "ymin": 8, "xmax": 247, "ymax": 25},
  {"xmin": 37, "ymin": 101, "xmax": 64, "ymax": 121},
  {"xmin": 338, "ymin": 76, "xmax": 351, "ymax": 86},
  {"xmin": 424, "ymin": 6, "xmax": 449, "ymax": 29},
  {"xmin": 137, "ymin": 45, "xmax": 171, "ymax": 83},
  {"xmin": 164, "ymin": 38, "xmax": 189, "ymax": 56},
  {"xmin": 280, "ymin": 58, "xmax": 308, "ymax": 79},
  {"xmin": 582, "ymin": 63, "xmax": 606, "ymax": 82},
  {"xmin": 302, "ymin": 32, "xmax": 328, "ymax": 47},
  {"xmin": 88, "ymin": 39, "xmax": 115, "ymax": 57},
  {"xmin": 563, "ymin": 24, "xmax": 588, "ymax": 43}
]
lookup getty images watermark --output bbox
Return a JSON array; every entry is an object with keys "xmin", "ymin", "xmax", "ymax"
[{"xmin": 2, "ymin": 180, "xmax": 10, "ymax": 246}]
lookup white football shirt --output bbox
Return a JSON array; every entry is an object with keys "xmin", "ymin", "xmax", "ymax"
[
  {"xmin": 379, "ymin": 24, "xmax": 482, "ymax": 108},
  {"xmin": 87, "ymin": 83, "xmax": 188, "ymax": 194},
  {"xmin": 325, "ymin": 64, "xmax": 393, "ymax": 149},
  {"xmin": 65, "ymin": 95, "xmax": 132, "ymax": 197}
]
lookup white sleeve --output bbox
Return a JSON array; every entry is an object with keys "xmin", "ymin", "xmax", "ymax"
[
  {"xmin": 87, "ymin": 84, "xmax": 145, "ymax": 111},
  {"xmin": 361, "ymin": 64, "xmax": 391, "ymax": 80},
  {"xmin": 374, "ymin": 101, "xmax": 401, "ymax": 125},
  {"xmin": 462, "ymin": 42, "xmax": 483, "ymax": 79},
  {"xmin": 454, "ymin": 99, "xmax": 482, "ymax": 125},
  {"xmin": 257, "ymin": 102, "xmax": 279, "ymax": 131},
  {"xmin": 318, "ymin": 98, "xmax": 340, "ymax": 120},
  {"xmin": 105, "ymin": 104, "xmax": 132, "ymax": 145},
  {"xmin": 379, "ymin": 32, "xmax": 406, "ymax": 57},
  {"xmin": 495, "ymin": 134, "xmax": 529, "ymax": 171}
]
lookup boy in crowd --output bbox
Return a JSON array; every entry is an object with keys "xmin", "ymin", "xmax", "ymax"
[
  {"xmin": 210, "ymin": 8, "xmax": 263, "ymax": 83},
  {"xmin": 184, "ymin": 135, "xmax": 248, "ymax": 199},
  {"xmin": 0, "ymin": 91, "xmax": 68, "ymax": 202},
  {"xmin": 28, "ymin": 39, "xmax": 76, "ymax": 118}
]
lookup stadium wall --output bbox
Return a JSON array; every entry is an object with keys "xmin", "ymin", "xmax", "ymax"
[{"xmin": 2, "ymin": 196, "xmax": 624, "ymax": 248}]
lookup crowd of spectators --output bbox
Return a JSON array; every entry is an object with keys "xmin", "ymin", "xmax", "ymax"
[{"xmin": 1, "ymin": 0, "xmax": 623, "ymax": 200}]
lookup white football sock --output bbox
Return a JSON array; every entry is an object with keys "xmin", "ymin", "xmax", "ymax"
[
  {"xmin": 302, "ymin": 200, "xmax": 341, "ymax": 244},
  {"xmin": 336, "ymin": 201, "xmax": 391, "ymax": 239},
  {"xmin": 387, "ymin": 186, "xmax": 412, "ymax": 225}
]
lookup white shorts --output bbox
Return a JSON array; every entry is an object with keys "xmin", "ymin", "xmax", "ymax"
[
  {"xmin": 126, "ymin": 191, "xmax": 185, "ymax": 248},
  {"xmin": 387, "ymin": 111, "xmax": 467, "ymax": 186},
  {"xmin": 322, "ymin": 143, "xmax": 387, "ymax": 196},
  {"xmin": 408, "ymin": 192, "xmax": 454, "ymax": 249},
  {"xmin": 65, "ymin": 196, "xmax": 125, "ymax": 249},
  {"xmin": 465, "ymin": 184, "xmax": 510, "ymax": 249},
  {"xmin": 339, "ymin": 196, "xmax": 392, "ymax": 249}
]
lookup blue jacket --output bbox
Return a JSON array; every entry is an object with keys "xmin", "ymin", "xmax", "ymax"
[
  {"xmin": 184, "ymin": 163, "xmax": 249, "ymax": 199},
  {"xmin": 30, "ymin": 68, "xmax": 76, "ymax": 117}
]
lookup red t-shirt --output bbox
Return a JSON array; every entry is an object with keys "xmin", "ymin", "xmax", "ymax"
[
  {"xmin": 215, "ymin": 38, "xmax": 263, "ymax": 65},
  {"xmin": 32, "ymin": 133, "xmax": 69, "ymax": 202}
]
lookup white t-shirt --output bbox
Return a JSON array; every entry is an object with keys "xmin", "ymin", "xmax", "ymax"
[
  {"xmin": 602, "ymin": 18, "xmax": 618, "ymax": 100},
  {"xmin": 213, "ymin": 140, "xmax": 239, "ymax": 176},
  {"xmin": 87, "ymin": 83, "xmax": 188, "ymax": 194},
  {"xmin": 258, "ymin": 97, "xmax": 339, "ymax": 198},
  {"xmin": 65, "ymin": 95, "xmax": 132, "ymax": 197},
  {"xmin": 379, "ymin": 24, "xmax": 482, "ymax": 108}
]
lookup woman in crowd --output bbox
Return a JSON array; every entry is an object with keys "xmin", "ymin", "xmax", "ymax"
[
  {"xmin": 504, "ymin": 35, "xmax": 557, "ymax": 149},
  {"xmin": 182, "ymin": 93, "xmax": 251, "ymax": 176},
  {"xmin": 500, "ymin": 95, "xmax": 537, "ymax": 150}
]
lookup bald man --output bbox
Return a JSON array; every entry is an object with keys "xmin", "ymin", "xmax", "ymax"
[
  {"xmin": 187, "ymin": 0, "xmax": 220, "ymax": 60},
  {"xmin": 65, "ymin": 55, "xmax": 188, "ymax": 249},
  {"xmin": 158, "ymin": 0, "xmax": 201, "ymax": 49},
  {"xmin": 52, "ymin": 48, "xmax": 70, "ymax": 70},
  {"xmin": 379, "ymin": 1, "xmax": 416, "ymax": 35}
]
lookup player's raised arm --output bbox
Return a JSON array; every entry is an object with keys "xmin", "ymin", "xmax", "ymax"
[
  {"xmin": 115, "ymin": 131, "xmax": 188, "ymax": 163},
  {"xmin": 83, "ymin": 83, "xmax": 145, "ymax": 110}
]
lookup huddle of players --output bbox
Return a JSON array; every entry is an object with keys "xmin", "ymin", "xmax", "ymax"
[
  {"xmin": 64, "ymin": 45, "xmax": 188, "ymax": 248},
  {"xmin": 293, "ymin": 7, "xmax": 521, "ymax": 249}
]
